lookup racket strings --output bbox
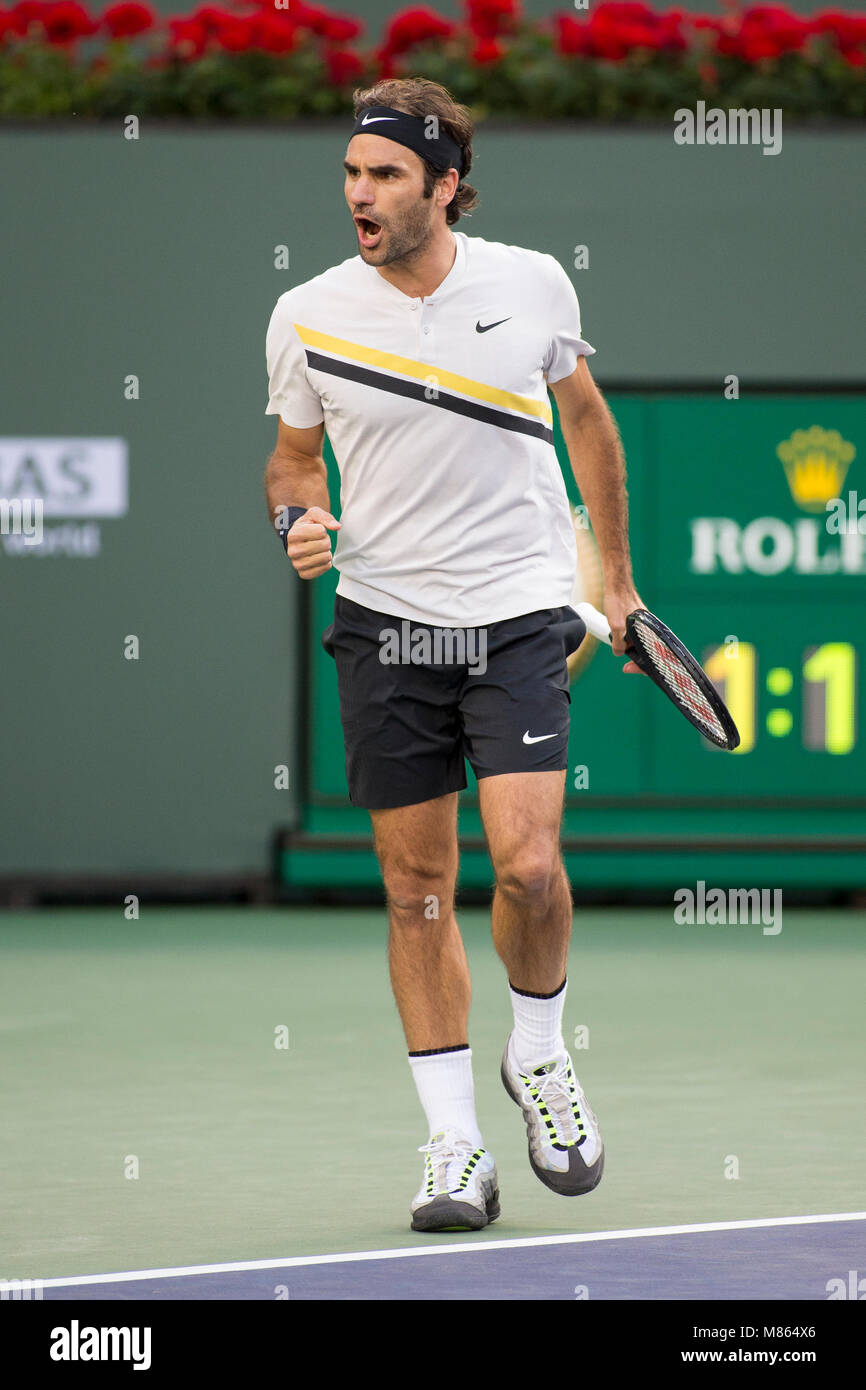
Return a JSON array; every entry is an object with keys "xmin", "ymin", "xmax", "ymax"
[{"xmin": 632, "ymin": 619, "xmax": 727, "ymax": 742}]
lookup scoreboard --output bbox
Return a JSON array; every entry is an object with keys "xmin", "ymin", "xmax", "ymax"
[{"xmin": 282, "ymin": 391, "xmax": 866, "ymax": 893}]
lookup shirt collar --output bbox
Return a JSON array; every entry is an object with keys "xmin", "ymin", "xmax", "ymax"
[{"xmin": 365, "ymin": 232, "xmax": 467, "ymax": 306}]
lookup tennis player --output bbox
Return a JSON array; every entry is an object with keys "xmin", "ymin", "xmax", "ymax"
[{"xmin": 264, "ymin": 78, "xmax": 643, "ymax": 1233}]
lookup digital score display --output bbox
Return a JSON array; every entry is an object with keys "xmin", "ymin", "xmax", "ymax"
[
  {"xmin": 704, "ymin": 642, "xmax": 856, "ymax": 756},
  {"xmin": 561, "ymin": 607, "xmax": 865, "ymax": 802}
]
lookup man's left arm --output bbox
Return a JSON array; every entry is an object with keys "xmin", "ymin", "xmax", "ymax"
[{"xmin": 549, "ymin": 356, "xmax": 643, "ymax": 672}]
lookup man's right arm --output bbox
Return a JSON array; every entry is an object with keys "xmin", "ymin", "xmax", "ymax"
[{"xmin": 264, "ymin": 418, "xmax": 340, "ymax": 579}]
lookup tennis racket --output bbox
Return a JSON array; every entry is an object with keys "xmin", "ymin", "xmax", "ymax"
[{"xmin": 574, "ymin": 603, "xmax": 741, "ymax": 751}]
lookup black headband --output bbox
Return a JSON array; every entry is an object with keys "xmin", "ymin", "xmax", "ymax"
[{"xmin": 351, "ymin": 106, "xmax": 466, "ymax": 178}]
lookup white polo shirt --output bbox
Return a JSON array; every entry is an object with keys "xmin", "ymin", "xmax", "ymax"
[{"xmin": 265, "ymin": 232, "xmax": 595, "ymax": 626}]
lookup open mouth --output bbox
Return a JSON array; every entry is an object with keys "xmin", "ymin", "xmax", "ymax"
[{"xmin": 354, "ymin": 216, "xmax": 383, "ymax": 248}]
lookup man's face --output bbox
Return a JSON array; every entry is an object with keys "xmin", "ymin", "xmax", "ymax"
[{"xmin": 344, "ymin": 134, "xmax": 438, "ymax": 267}]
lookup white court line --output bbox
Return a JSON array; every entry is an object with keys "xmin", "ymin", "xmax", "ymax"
[{"xmin": 37, "ymin": 1211, "xmax": 866, "ymax": 1289}]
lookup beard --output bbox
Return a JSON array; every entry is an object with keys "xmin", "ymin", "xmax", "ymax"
[{"xmin": 357, "ymin": 194, "xmax": 436, "ymax": 267}]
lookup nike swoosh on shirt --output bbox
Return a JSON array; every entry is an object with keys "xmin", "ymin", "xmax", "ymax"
[
  {"xmin": 523, "ymin": 730, "xmax": 558, "ymax": 744},
  {"xmin": 476, "ymin": 318, "xmax": 512, "ymax": 333},
  {"xmin": 361, "ymin": 114, "xmax": 399, "ymax": 124}
]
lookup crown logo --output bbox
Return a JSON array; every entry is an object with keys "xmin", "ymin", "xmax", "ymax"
[{"xmin": 777, "ymin": 426, "xmax": 855, "ymax": 513}]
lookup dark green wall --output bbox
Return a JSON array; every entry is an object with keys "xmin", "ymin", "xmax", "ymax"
[{"xmin": 0, "ymin": 125, "xmax": 862, "ymax": 876}]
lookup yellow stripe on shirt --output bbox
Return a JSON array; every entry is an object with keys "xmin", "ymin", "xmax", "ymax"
[{"xmin": 293, "ymin": 323, "xmax": 553, "ymax": 426}]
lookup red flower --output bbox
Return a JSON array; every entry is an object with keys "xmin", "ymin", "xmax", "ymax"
[
  {"xmin": 100, "ymin": 2, "xmax": 155, "ymax": 38},
  {"xmin": 655, "ymin": 13, "xmax": 687, "ymax": 51},
  {"xmin": 374, "ymin": 47, "xmax": 396, "ymax": 77},
  {"xmin": 818, "ymin": 10, "xmax": 866, "ymax": 36},
  {"xmin": 842, "ymin": 47, "xmax": 866, "ymax": 65},
  {"xmin": 467, "ymin": 0, "xmax": 520, "ymax": 41},
  {"xmin": 7, "ymin": 1, "xmax": 51, "ymax": 36},
  {"xmin": 744, "ymin": 6, "xmax": 808, "ymax": 52},
  {"xmin": 382, "ymin": 6, "xmax": 456, "ymax": 56},
  {"xmin": 591, "ymin": 2, "xmax": 658, "ymax": 28},
  {"xmin": 286, "ymin": 1, "xmax": 361, "ymax": 41},
  {"xmin": 182, "ymin": 5, "xmax": 234, "ymax": 34},
  {"xmin": 707, "ymin": 5, "xmax": 812, "ymax": 61},
  {"xmin": 738, "ymin": 33, "xmax": 784, "ymax": 60},
  {"xmin": 556, "ymin": 3, "xmax": 687, "ymax": 63},
  {"xmin": 320, "ymin": 15, "xmax": 361, "ymax": 41},
  {"xmin": 247, "ymin": 10, "xmax": 296, "ymax": 52},
  {"xmin": 167, "ymin": 15, "xmax": 208, "ymax": 55},
  {"xmin": 213, "ymin": 12, "xmax": 251, "ymax": 49},
  {"xmin": 589, "ymin": 30, "xmax": 630, "ymax": 61},
  {"xmin": 618, "ymin": 22, "xmax": 664, "ymax": 50},
  {"xmin": 553, "ymin": 14, "xmax": 591, "ymax": 56},
  {"xmin": 324, "ymin": 45, "xmax": 363, "ymax": 84},
  {"xmin": 471, "ymin": 34, "xmax": 504, "ymax": 62},
  {"xmin": 588, "ymin": 6, "xmax": 654, "ymax": 61},
  {"xmin": 288, "ymin": 1, "xmax": 319, "ymax": 22},
  {"xmin": 741, "ymin": 6, "xmax": 805, "ymax": 34},
  {"xmin": 810, "ymin": 11, "xmax": 866, "ymax": 50},
  {"xmin": 42, "ymin": 0, "xmax": 99, "ymax": 42},
  {"xmin": 168, "ymin": 4, "xmax": 259, "ymax": 52}
]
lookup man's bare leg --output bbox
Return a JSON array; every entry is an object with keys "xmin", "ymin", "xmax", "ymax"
[
  {"xmin": 370, "ymin": 790, "xmax": 468, "ymax": 1052},
  {"xmin": 479, "ymin": 768, "xmax": 604, "ymax": 1195},
  {"xmin": 479, "ymin": 770, "xmax": 571, "ymax": 995},
  {"xmin": 370, "ymin": 789, "xmax": 494, "ymax": 1221}
]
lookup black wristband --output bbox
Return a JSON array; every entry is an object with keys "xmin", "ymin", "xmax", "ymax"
[{"xmin": 275, "ymin": 506, "xmax": 309, "ymax": 553}]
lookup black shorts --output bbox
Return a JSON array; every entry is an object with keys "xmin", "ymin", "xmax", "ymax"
[{"xmin": 321, "ymin": 595, "xmax": 586, "ymax": 811}]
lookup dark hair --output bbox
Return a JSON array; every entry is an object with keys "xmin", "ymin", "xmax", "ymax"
[{"xmin": 352, "ymin": 77, "xmax": 479, "ymax": 225}]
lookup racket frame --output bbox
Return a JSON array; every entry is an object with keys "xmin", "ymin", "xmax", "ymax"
[{"xmin": 573, "ymin": 602, "xmax": 740, "ymax": 751}]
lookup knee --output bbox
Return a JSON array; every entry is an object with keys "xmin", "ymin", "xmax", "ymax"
[
  {"xmin": 383, "ymin": 858, "xmax": 455, "ymax": 922},
  {"xmin": 495, "ymin": 845, "xmax": 561, "ymax": 906}
]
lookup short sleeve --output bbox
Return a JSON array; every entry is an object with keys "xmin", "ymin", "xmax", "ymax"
[
  {"xmin": 265, "ymin": 296, "xmax": 325, "ymax": 428},
  {"xmin": 541, "ymin": 255, "xmax": 596, "ymax": 384}
]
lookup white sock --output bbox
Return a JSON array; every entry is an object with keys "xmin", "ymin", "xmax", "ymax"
[
  {"xmin": 408, "ymin": 1045, "xmax": 483, "ymax": 1148},
  {"xmin": 509, "ymin": 978, "xmax": 567, "ymax": 1068}
]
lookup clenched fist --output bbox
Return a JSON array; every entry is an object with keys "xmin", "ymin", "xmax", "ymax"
[{"xmin": 284, "ymin": 507, "xmax": 341, "ymax": 580}]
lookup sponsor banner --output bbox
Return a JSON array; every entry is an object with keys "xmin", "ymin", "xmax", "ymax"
[
  {"xmin": 0, "ymin": 438, "xmax": 128, "ymax": 557},
  {"xmin": 652, "ymin": 403, "xmax": 864, "ymax": 588},
  {"xmin": 0, "ymin": 437, "xmax": 128, "ymax": 516}
]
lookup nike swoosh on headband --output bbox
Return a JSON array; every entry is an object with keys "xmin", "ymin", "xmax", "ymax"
[{"xmin": 361, "ymin": 114, "xmax": 399, "ymax": 124}]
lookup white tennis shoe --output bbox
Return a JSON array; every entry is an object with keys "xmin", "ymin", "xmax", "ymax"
[
  {"xmin": 410, "ymin": 1128, "xmax": 500, "ymax": 1232},
  {"xmin": 501, "ymin": 1031, "xmax": 604, "ymax": 1195}
]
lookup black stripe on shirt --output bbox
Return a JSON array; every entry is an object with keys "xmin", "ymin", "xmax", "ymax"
[{"xmin": 304, "ymin": 350, "xmax": 555, "ymax": 446}]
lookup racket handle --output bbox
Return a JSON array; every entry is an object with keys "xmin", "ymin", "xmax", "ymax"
[{"xmin": 574, "ymin": 602, "xmax": 612, "ymax": 646}]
